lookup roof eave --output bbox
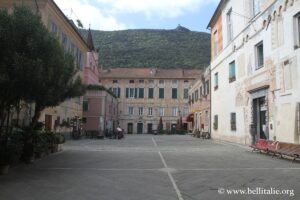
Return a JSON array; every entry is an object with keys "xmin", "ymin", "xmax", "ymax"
[
  {"xmin": 49, "ymin": 0, "xmax": 90, "ymax": 50},
  {"xmin": 206, "ymin": 0, "xmax": 227, "ymax": 29}
]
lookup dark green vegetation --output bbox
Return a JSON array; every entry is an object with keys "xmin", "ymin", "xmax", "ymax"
[
  {"xmin": 86, "ymin": 84, "xmax": 117, "ymax": 98},
  {"xmin": 82, "ymin": 26, "xmax": 211, "ymax": 69},
  {"xmin": 0, "ymin": 7, "xmax": 83, "ymax": 170}
]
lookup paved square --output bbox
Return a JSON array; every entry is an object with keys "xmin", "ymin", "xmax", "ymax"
[{"xmin": 0, "ymin": 135, "xmax": 299, "ymax": 200}]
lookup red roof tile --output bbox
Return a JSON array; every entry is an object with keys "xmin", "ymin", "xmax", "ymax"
[{"xmin": 99, "ymin": 68, "xmax": 202, "ymax": 79}]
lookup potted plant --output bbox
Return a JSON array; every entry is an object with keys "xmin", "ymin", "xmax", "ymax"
[
  {"xmin": 33, "ymin": 132, "xmax": 48, "ymax": 158},
  {"xmin": 0, "ymin": 129, "xmax": 24, "ymax": 175},
  {"xmin": 0, "ymin": 144, "xmax": 11, "ymax": 175},
  {"xmin": 54, "ymin": 133, "xmax": 65, "ymax": 152}
]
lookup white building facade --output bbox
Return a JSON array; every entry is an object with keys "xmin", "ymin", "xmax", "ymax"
[{"xmin": 208, "ymin": 0, "xmax": 300, "ymax": 144}]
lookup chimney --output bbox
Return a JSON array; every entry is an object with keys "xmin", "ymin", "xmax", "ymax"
[{"xmin": 150, "ymin": 68, "xmax": 157, "ymax": 76}]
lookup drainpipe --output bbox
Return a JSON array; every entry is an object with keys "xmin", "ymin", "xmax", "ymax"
[
  {"xmin": 104, "ymin": 93, "xmax": 107, "ymax": 133},
  {"xmin": 209, "ymin": 68, "xmax": 212, "ymax": 139}
]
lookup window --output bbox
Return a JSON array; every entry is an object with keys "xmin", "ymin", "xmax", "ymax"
[
  {"xmin": 138, "ymin": 88, "xmax": 144, "ymax": 98},
  {"xmin": 183, "ymin": 107, "xmax": 188, "ymax": 116},
  {"xmin": 159, "ymin": 108, "xmax": 164, "ymax": 116},
  {"xmin": 148, "ymin": 107, "xmax": 153, "ymax": 116},
  {"xmin": 184, "ymin": 80, "xmax": 189, "ymax": 83},
  {"xmin": 159, "ymin": 80, "xmax": 164, "ymax": 84},
  {"xmin": 62, "ymin": 33, "xmax": 68, "ymax": 51},
  {"xmin": 230, "ymin": 113, "xmax": 236, "ymax": 131},
  {"xmin": 148, "ymin": 88, "xmax": 154, "ymax": 99},
  {"xmin": 205, "ymin": 81, "xmax": 209, "ymax": 95},
  {"xmin": 129, "ymin": 80, "xmax": 134, "ymax": 83},
  {"xmin": 149, "ymin": 80, "xmax": 154, "ymax": 84},
  {"xmin": 130, "ymin": 88, "xmax": 135, "ymax": 98},
  {"xmin": 205, "ymin": 111, "xmax": 209, "ymax": 125},
  {"xmin": 294, "ymin": 12, "xmax": 300, "ymax": 48},
  {"xmin": 159, "ymin": 88, "xmax": 164, "ymax": 99},
  {"xmin": 138, "ymin": 107, "xmax": 143, "ymax": 116},
  {"xmin": 126, "ymin": 88, "xmax": 135, "ymax": 98},
  {"xmin": 172, "ymin": 107, "xmax": 178, "ymax": 117},
  {"xmin": 213, "ymin": 30, "xmax": 218, "ymax": 57},
  {"xmin": 214, "ymin": 115, "xmax": 218, "ymax": 130},
  {"xmin": 139, "ymin": 80, "xmax": 144, "ymax": 83},
  {"xmin": 128, "ymin": 107, "xmax": 134, "ymax": 115},
  {"xmin": 113, "ymin": 80, "xmax": 118, "ymax": 83},
  {"xmin": 195, "ymin": 90, "xmax": 199, "ymax": 101},
  {"xmin": 255, "ymin": 41, "xmax": 264, "ymax": 69},
  {"xmin": 172, "ymin": 88, "xmax": 177, "ymax": 99},
  {"xmin": 192, "ymin": 93, "xmax": 195, "ymax": 104},
  {"xmin": 183, "ymin": 89, "xmax": 189, "ymax": 99},
  {"xmin": 83, "ymin": 100, "xmax": 89, "ymax": 111},
  {"xmin": 200, "ymin": 86, "xmax": 203, "ymax": 96},
  {"xmin": 252, "ymin": 0, "xmax": 260, "ymax": 17},
  {"xmin": 229, "ymin": 61, "xmax": 236, "ymax": 82},
  {"xmin": 227, "ymin": 8, "xmax": 233, "ymax": 42},
  {"xmin": 112, "ymin": 87, "xmax": 121, "ymax": 98},
  {"xmin": 50, "ymin": 21, "xmax": 58, "ymax": 34},
  {"xmin": 214, "ymin": 73, "xmax": 219, "ymax": 90}
]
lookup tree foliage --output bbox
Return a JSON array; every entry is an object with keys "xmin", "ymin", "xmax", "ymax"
[
  {"xmin": 81, "ymin": 26, "xmax": 211, "ymax": 69},
  {"xmin": 86, "ymin": 84, "xmax": 117, "ymax": 98},
  {"xmin": 0, "ymin": 6, "xmax": 85, "ymax": 130}
]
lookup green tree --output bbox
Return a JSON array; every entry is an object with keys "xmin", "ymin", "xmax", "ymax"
[{"xmin": 0, "ymin": 6, "xmax": 85, "ymax": 130}]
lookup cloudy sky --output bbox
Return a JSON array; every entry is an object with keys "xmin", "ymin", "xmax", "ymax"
[{"xmin": 54, "ymin": 0, "xmax": 219, "ymax": 32}]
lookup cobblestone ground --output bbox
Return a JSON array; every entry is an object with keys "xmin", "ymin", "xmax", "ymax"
[{"xmin": 0, "ymin": 135, "xmax": 300, "ymax": 200}]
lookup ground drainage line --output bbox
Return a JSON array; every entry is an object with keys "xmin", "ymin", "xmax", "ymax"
[
  {"xmin": 213, "ymin": 140, "xmax": 250, "ymax": 150},
  {"xmin": 152, "ymin": 137, "xmax": 184, "ymax": 200}
]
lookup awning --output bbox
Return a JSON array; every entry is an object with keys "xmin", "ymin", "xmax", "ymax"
[{"xmin": 186, "ymin": 113, "xmax": 194, "ymax": 122}]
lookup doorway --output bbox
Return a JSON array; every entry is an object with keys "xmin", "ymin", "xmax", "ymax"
[
  {"xmin": 137, "ymin": 123, "xmax": 143, "ymax": 134},
  {"xmin": 147, "ymin": 123, "xmax": 153, "ymax": 134},
  {"xmin": 253, "ymin": 97, "xmax": 268, "ymax": 140},
  {"xmin": 45, "ymin": 115, "xmax": 52, "ymax": 130},
  {"xmin": 127, "ymin": 123, "xmax": 133, "ymax": 134},
  {"xmin": 171, "ymin": 124, "xmax": 177, "ymax": 134}
]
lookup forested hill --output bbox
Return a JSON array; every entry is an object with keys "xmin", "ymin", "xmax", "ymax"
[{"xmin": 82, "ymin": 26, "xmax": 211, "ymax": 69}]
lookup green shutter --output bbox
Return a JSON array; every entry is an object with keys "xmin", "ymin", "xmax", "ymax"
[
  {"xmin": 159, "ymin": 88, "xmax": 164, "ymax": 99},
  {"xmin": 139, "ymin": 88, "xmax": 144, "ymax": 98},
  {"xmin": 126, "ymin": 88, "xmax": 129, "ymax": 98},
  {"xmin": 118, "ymin": 88, "xmax": 121, "ymax": 98},
  {"xmin": 172, "ymin": 88, "xmax": 177, "ymax": 99}
]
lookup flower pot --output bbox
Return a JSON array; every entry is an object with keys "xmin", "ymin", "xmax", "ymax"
[
  {"xmin": 57, "ymin": 144, "xmax": 63, "ymax": 152},
  {"xmin": 0, "ymin": 165, "xmax": 10, "ymax": 175}
]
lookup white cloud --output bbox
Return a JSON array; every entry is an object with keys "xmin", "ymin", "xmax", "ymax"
[
  {"xmin": 54, "ymin": 0, "xmax": 126, "ymax": 30},
  {"xmin": 97, "ymin": 0, "xmax": 219, "ymax": 19}
]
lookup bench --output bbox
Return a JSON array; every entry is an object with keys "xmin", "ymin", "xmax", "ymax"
[
  {"xmin": 250, "ymin": 139, "xmax": 300, "ymax": 161},
  {"xmin": 249, "ymin": 139, "xmax": 268, "ymax": 152},
  {"xmin": 276, "ymin": 142, "xmax": 300, "ymax": 160}
]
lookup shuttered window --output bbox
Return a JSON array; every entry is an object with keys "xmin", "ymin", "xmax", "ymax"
[
  {"xmin": 230, "ymin": 112, "xmax": 236, "ymax": 131},
  {"xmin": 214, "ymin": 115, "xmax": 218, "ymax": 130}
]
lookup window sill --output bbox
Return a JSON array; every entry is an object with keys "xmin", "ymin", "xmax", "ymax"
[
  {"xmin": 255, "ymin": 65, "xmax": 264, "ymax": 70},
  {"xmin": 229, "ymin": 77, "xmax": 236, "ymax": 83}
]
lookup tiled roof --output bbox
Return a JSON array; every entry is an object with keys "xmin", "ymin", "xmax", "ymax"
[{"xmin": 99, "ymin": 68, "xmax": 202, "ymax": 79}]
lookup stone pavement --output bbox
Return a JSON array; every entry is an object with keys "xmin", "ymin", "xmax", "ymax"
[{"xmin": 0, "ymin": 135, "xmax": 299, "ymax": 200}]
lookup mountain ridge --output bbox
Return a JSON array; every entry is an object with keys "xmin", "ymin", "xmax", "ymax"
[{"xmin": 82, "ymin": 26, "xmax": 211, "ymax": 69}]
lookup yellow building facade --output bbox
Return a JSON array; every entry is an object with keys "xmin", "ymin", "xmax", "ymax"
[{"xmin": 0, "ymin": 0, "xmax": 90, "ymax": 131}]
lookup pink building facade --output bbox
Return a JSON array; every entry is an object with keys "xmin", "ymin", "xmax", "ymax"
[
  {"xmin": 83, "ymin": 90, "xmax": 118, "ymax": 135},
  {"xmin": 84, "ymin": 51, "xmax": 99, "ymax": 85},
  {"xmin": 188, "ymin": 67, "xmax": 211, "ymax": 134},
  {"xmin": 82, "ymin": 29, "xmax": 119, "ymax": 135}
]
